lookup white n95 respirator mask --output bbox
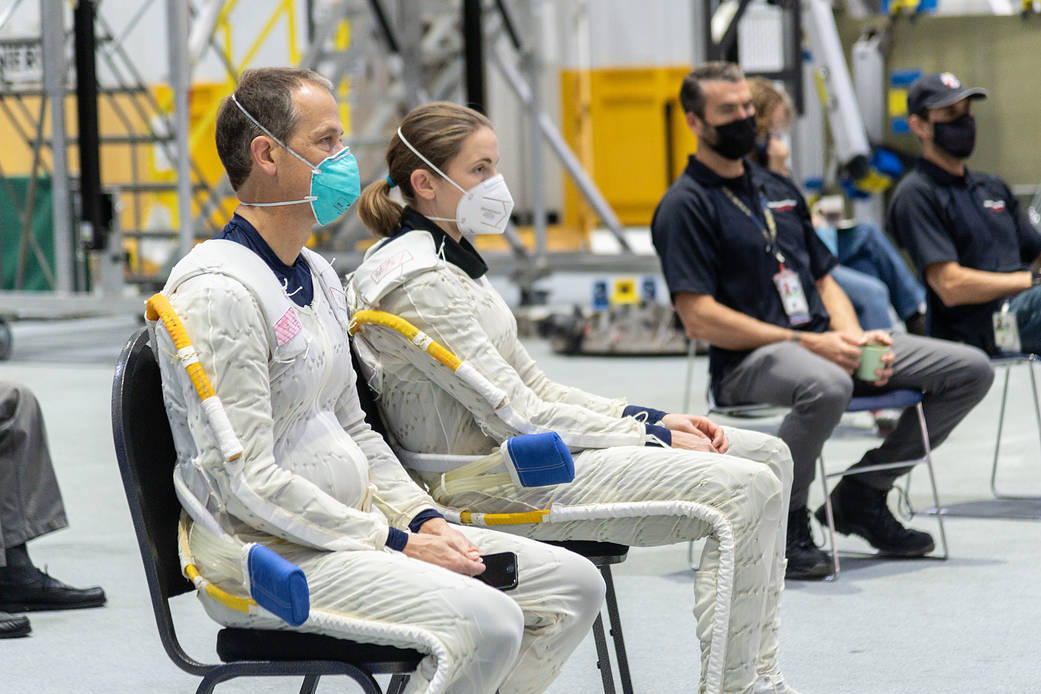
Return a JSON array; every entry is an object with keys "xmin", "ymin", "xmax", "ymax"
[{"xmin": 396, "ymin": 126, "xmax": 514, "ymax": 235}]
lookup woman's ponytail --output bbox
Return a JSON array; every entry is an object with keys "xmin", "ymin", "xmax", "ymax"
[{"xmin": 357, "ymin": 178, "xmax": 404, "ymax": 238}]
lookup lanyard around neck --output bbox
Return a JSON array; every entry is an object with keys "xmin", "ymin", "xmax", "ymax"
[{"xmin": 721, "ymin": 185, "xmax": 785, "ymax": 266}]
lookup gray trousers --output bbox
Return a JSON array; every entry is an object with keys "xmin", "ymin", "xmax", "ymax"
[
  {"xmin": 717, "ymin": 333, "xmax": 994, "ymax": 510},
  {"xmin": 0, "ymin": 382, "xmax": 67, "ymax": 566}
]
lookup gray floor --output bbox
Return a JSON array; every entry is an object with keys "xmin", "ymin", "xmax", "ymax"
[{"xmin": 3, "ymin": 316, "xmax": 1041, "ymax": 693}]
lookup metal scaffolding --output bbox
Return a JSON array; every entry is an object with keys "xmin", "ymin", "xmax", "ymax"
[{"xmin": 0, "ymin": 0, "xmax": 649, "ymax": 355}]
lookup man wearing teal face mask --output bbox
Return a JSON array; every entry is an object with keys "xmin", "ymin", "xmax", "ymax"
[{"xmin": 148, "ymin": 67, "xmax": 606, "ymax": 694}]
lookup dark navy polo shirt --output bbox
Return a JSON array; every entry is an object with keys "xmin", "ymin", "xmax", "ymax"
[
  {"xmin": 651, "ymin": 156, "xmax": 837, "ymax": 393},
  {"xmin": 888, "ymin": 158, "xmax": 1041, "ymax": 354},
  {"xmin": 218, "ymin": 213, "xmax": 314, "ymax": 308}
]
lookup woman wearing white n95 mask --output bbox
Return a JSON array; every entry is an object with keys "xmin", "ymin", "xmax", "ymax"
[{"xmin": 347, "ymin": 102, "xmax": 807, "ymax": 694}]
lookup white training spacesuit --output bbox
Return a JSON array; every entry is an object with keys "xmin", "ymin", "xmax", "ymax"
[
  {"xmin": 346, "ymin": 218, "xmax": 796, "ymax": 694},
  {"xmin": 150, "ymin": 238, "xmax": 605, "ymax": 694}
]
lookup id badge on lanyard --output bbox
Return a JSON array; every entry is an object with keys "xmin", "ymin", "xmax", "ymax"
[
  {"xmin": 773, "ymin": 268, "xmax": 811, "ymax": 325},
  {"xmin": 993, "ymin": 300, "xmax": 1021, "ymax": 354},
  {"xmin": 722, "ymin": 185, "xmax": 811, "ymax": 325}
]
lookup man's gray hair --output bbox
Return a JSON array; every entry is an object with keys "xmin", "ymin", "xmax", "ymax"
[
  {"xmin": 679, "ymin": 62, "xmax": 745, "ymax": 118},
  {"xmin": 216, "ymin": 67, "xmax": 334, "ymax": 191}
]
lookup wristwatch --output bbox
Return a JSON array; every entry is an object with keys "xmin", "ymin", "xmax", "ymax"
[
  {"xmin": 788, "ymin": 331, "xmax": 803, "ymax": 344},
  {"xmin": 1032, "ymin": 268, "xmax": 1041, "ymax": 287}
]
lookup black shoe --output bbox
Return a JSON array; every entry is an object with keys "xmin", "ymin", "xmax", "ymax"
[
  {"xmin": 0, "ymin": 567, "xmax": 106, "ymax": 612},
  {"xmin": 0, "ymin": 610, "xmax": 30, "ymax": 638},
  {"xmin": 905, "ymin": 311, "xmax": 928, "ymax": 336},
  {"xmin": 814, "ymin": 478, "xmax": 934, "ymax": 557},
  {"xmin": 784, "ymin": 507, "xmax": 833, "ymax": 580}
]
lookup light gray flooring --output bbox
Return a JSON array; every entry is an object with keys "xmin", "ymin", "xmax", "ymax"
[{"xmin": 3, "ymin": 316, "xmax": 1040, "ymax": 693}]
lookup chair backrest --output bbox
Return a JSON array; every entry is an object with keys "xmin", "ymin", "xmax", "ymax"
[
  {"xmin": 350, "ymin": 342, "xmax": 390, "ymax": 438},
  {"xmin": 112, "ymin": 327, "xmax": 209, "ymax": 675}
]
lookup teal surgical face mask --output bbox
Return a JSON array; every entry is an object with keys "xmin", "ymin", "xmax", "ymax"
[{"xmin": 232, "ymin": 94, "xmax": 361, "ymax": 227}]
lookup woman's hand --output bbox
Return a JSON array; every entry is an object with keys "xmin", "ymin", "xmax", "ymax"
[
  {"xmin": 669, "ymin": 430, "xmax": 719, "ymax": 453},
  {"xmin": 403, "ymin": 518, "xmax": 484, "ymax": 576},
  {"xmin": 661, "ymin": 413, "xmax": 729, "ymax": 453}
]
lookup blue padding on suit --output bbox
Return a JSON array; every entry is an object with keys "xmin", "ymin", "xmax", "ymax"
[
  {"xmin": 503, "ymin": 432, "xmax": 575, "ymax": 487},
  {"xmin": 248, "ymin": 544, "xmax": 310, "ymax": 626}
]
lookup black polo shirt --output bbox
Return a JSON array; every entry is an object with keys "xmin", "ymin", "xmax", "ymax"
[
  {"xmin": 651, "ymin": 155, "xmax": 837, "ymax": 391},
  {"xmin": 888, "ymin": 158, "xmax": 1041, "ymax": 354}
]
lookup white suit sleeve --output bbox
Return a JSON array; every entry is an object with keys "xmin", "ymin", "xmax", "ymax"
[
  {"xmin": 506, "ymin": 339, "xmax": 627, "ymax": 417},
  {"xmin": 333, "ymin": 363, "xmax": 440, "ymax": 529},
  {"xmin": 166, "ymin": 275, "xmax": 392, "ymax": 552},
  {"xmin": 382, "ymin": 267, "xmax": 647, "ymax": 449}
]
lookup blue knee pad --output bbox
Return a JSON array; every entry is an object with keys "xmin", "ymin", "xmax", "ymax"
[
  {"xmin": 247, "ymin": 544, "xmax": 310, "ymax": 626},
  {"xmin": 500, "ymin": 432, "xmax": 575, "ymax": 487}
]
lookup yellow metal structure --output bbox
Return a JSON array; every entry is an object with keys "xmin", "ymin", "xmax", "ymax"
[
  {"xmin": 560, "ymin": 66, "xmax": 698, "ymax": 229},
  {"xmin": 150, "ymin": 0, "xmax": 309, "ymax": 232}
]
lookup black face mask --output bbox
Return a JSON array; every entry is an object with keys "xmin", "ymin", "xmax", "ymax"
[
  {"xmin": 932, "ymin": 113, "xmax": 976, "ymax": 159},
  {"xmin": 705, "ymin": 115, "xmax": 758, "ymax": 160}
]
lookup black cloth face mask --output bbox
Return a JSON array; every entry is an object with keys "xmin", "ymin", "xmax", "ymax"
[
  {"xmin": 932, "ymin": 113, "xmax": 976, "ymax": 159},
  {"xmin": 705, "ymin": 115, "xmax": 758, "ymax": 160}
]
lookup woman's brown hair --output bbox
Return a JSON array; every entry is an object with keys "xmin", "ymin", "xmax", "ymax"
[
  {"xmin": 357, "ymin": 101, "xmax": 492, "ymax": 238},
  {"xmin": 747, "ymin": 76, "xmax": 793, "ymax": 140}
]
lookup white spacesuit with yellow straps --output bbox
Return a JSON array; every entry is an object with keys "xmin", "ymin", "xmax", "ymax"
[
  {"xmin": 346, "ymin": 228, "xmax": 796, "ymax": 694},
  {"xmin": 150, "ymin": 238, "xmax": 605, "ymax": 694}
]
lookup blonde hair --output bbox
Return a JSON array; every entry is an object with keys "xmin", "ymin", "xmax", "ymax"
[
  {"xmin": 747, "ymin": 77, "xmax": 793, "ymax": 140},
  {"xmin": 357, "ymin": 102, "xmax": 493, "ymax": 238}
]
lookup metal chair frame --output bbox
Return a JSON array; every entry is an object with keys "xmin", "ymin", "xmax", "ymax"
[
  {"xmin": 112, "ymin": 328, "xmax": 421, "ymax": 694},
  {"xmin": 989, "ymin": 354, "xmax": 1041, "ymax": 500},
  {"xmin": 817, "ymin": 393, "xmax": 948, "ymax": 577},
  {"xmin": 547, "ymin": 541, "xmax": 633, "ymax": 694}
]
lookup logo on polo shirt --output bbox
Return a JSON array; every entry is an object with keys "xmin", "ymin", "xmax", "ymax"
[
  {"xmin": 940, "ymin": 72, "xmax": 961, "ymax": 89},
  {"xmin": 766, "ymin": 199, "xmax": 798, "ymax": 212},
  {"xmin": 983, "ymin": 199, "xmax": 1006, "ymax": 213}
]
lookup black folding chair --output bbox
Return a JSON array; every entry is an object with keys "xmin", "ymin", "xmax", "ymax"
[{"xmin": 112, "ymin": 327, "xmax": 423, "ymax": 694}]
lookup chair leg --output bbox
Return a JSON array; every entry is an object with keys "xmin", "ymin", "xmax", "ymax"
[
  {"xmin": 989, "ymin": 364, "xmax": 1012, "ymax": 498},
  {"xmin": 683, "ymin": 341, "xmax": 697, "ymax": 413},
  {"xmin": 298, "ymin": 674, "xmax": 320, "ymax": 694},
  {"xmin": 992, "ymin": 359, "xmax": 1041, "ymax": 500},
  {"xmin": 817, "ymin": 456, "xmax": 840, "ymax": 578},
  {"xmin": 591, "ymin": 612, "xmax": 617, "ymax": 694},
  {"xmin": 387, "ymin": 674, "xmax": 411, "ymax": 694},
  {"xmin": 600, "ymin": 565, "xmax": 633, "ymax": 694},
  {"xmin": 914, "ymin": 403, "xmax": 948, "ymax": 560}
]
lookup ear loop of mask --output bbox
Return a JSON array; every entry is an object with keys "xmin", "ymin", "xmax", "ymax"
[
  {"xmin": 231, "ymin": 93, "xmax": 319, "ymax": 206},
  {"xmin": 395, "ymin": 126, "xmax": 466, "ymax": 223}
]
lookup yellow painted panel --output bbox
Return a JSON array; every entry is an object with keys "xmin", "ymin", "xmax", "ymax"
[
  {"xmin": 888, "ymin": 88, "xmax": 908, "ymax": 118},
  {"xmin": 561, "ymin": 65, "xmax": 698, "ymax": 229}
]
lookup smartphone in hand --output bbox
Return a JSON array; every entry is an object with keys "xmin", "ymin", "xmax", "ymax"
[{"xmin": 474, "ymin": 551, "xmax": 518, "ymax": 591}]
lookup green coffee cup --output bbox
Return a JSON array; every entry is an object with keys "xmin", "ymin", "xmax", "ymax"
[{"xmin": 856, "ymin": 342, "xmax": 889, "ymax": 381}]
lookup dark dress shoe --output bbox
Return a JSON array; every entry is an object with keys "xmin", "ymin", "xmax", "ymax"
[
  {"xmin": 0, "ymin": 567, "xmax": 107, "ymax": 612},
  {"xmin": 0, "ymin": 610, "xmax": 31, "ymax": 638}
]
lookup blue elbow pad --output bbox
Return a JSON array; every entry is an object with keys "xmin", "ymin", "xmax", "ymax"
[
  {"xmin": 247, "ymin": 543, "xmax": 310, "ymax": 626},
  {"xmin": 501, "ymin": 432, "xmax": 575, "ymax": 487}
]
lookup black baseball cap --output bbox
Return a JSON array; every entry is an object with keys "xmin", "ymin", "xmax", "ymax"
[{"xmin": 907, "ymin": 72, "xmax": 988, "ymax": 116}]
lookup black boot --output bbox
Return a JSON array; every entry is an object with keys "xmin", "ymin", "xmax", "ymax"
[
  {"xmin": 815, "ymin": 477, "xmax": 934, "ymax": 556},
  {"xmin": 0, "ymin": 566, "xmax": 106, "ymax": 612},
  {"xmin": 784, "ymin": 507, "xmax": 833, "ymax": 580},
  {"xmin": 0, "ymin": 610, "xmax": 30, "ymax": 638}
]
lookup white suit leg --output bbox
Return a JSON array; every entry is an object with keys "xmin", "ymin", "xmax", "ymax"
[
  {"xmin": 717, "ymin": 428, "xmax": 794, "ymax": 679},
  {"xmin": 424, "ymin": 446, "xmax": 785, "ymax": 694},
  {"xmin": 188, "ymin": 521, "xmax": 523, "ymax": 694},
  {"xmin": 454, "ymin": 526, "xmax": 606, "ymax": 694},
  {"xmin": 187, "ymin": 520, "xmax": 601, "ymax": 694}
]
